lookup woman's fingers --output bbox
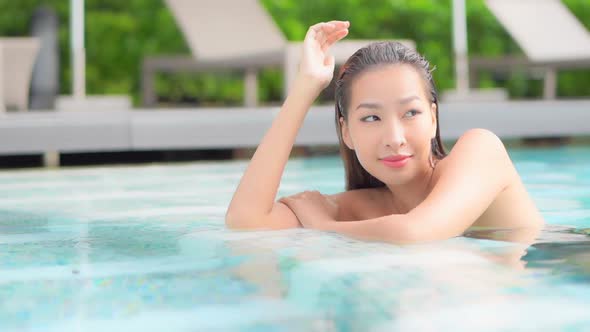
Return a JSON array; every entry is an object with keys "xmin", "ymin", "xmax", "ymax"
[
  {"xmin": 322, "ymin": 29, "xmax": 349, "ymax": 51},
  {"xmin": 323, "ymin": 20, "xmax": 349, "ymax": 31},
  {"xmin": 308, "ymin": 21, "xmax": 349, "ymax": 47},
  {"xmin": 280, "ymin": 190, "xmax": 321, "ymax": 202},
  {"xmin": 308, "ymin": 22, "xmax": 331, "ymax": 45},
  {"xmin": 317, "ymin": 23, "xmax": 335, "ymax": 46}
]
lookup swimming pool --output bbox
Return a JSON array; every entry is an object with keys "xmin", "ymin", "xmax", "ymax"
[{"xmin": 1, "ymin": 146, "xmax": 589, "ymax": 331}]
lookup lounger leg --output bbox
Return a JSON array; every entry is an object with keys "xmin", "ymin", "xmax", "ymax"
[
  {"xmin": 543, "ymin": 68, "xmax": 557, "ymax": 100},
  {"xmin": 72, "ymin": 48, "xmax": 86, "ymax": 101},
  {"xmin": 244, "ymin": 68, "xmax": 257, "ymax": 107},
  {"xmin": 0, "ymin": 45, "xmax": 4, "ymax": 113},
  {"xmin": 43, "ymin": 151, "xmax": 60, "ymax": 168},
  {"xmin": 142, "ymin": 59, "xmax": 157, "ymax": 107}
]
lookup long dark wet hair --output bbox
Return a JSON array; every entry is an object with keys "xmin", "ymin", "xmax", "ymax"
[{"xmin": 334, "ymin": 41, "xmax": 447, "ymax": 191}]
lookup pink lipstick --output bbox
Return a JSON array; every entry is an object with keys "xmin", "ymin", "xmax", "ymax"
[{"xmin": 381, "ymin": 155, "xmax": 412, "ymax": 168}]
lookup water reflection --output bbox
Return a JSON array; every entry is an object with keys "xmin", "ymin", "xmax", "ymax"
[
  {"xmin": 0, "ymin": 210, "xmax": 50, "ymax": 234},
  {"xmin": 464, "ymin": 225, "xmax": 590, "ymax": 276},
  {"xmin": 220, "ymin": 226, "xmax": 559, "ymax": 330}
]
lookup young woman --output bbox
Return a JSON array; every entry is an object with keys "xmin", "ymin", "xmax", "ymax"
[{"xmin": 225, "ymin": 20, "xmax": 544, "ymax": 244}]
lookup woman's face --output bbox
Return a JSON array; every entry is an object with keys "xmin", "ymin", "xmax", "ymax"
[{"xmin": 340, "ymin": 64, "xmax": 438, "ymax": 186}]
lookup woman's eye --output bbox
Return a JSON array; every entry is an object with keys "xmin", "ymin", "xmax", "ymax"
[
  {"xmin": 361, "ymin": 115, "xmax": 380, "ymax": 122},
  {"xmin": 404, "ymin": 110, "xmax": 420, "ymax": 118}
]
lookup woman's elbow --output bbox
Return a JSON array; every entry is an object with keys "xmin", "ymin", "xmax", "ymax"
[
  {"xmin": 224, "ymin": 209, "xmax": 267, "ymax": 230},
  {"xmin": 225, "ymin": 209, "xmax": 250, "ymax": 230}
]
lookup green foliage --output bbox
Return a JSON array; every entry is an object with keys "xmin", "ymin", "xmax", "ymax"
[{"xmin": 0, "ymin": 0, "xmax": 588, "ymax": 106}]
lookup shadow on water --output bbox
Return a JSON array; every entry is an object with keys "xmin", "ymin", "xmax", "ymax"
[
  {"xmin": 0, "ymin": 210, "xmax": 50, "ymax": 234},
  {"xmin": 525, "ymin": 238, "xmax": 590, "ymax": 283},
  {"xmin": 465, "ymin": 225, "xmax": 590, "ymax": 281}
]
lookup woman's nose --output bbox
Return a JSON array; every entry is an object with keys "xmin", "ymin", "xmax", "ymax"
[{"xmin": 383, "ymin": 120, "xmax": 406, "ymax": 148}]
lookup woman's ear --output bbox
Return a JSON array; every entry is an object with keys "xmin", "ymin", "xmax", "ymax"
[
  {"xmin": 340, "ymin": 117, "xmax": 354, "ymax": 150},
  {"xmin": 430, "ymin": 102, "xmax": 438, "ymax": 139}
]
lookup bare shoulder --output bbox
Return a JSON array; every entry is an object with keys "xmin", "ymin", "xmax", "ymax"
[
  {"xmin": 326, "ymin": 187, "xmax": 377, "ymax": 203},
  {"xmin": 326, "ymin": 187, "xmax": 392, "ymax": 221},
  {"xmin": 435, "ymin": 128, "xmax": 514, "ymax": 179},
  {"xmin": 434, "ymin": 128, "xmax": 543, "ymax": 229},
  {"xmin": 450, "ymin": 128, "xmax": 508, "ymax": 160},
  {"xmin": 326, "ymin": 187, "xmax": 388, "ymax": 205}
]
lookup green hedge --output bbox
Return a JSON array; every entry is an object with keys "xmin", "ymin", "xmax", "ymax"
[{"xmin": 0, "ymin": 0, "xmax": 588, "ymax": 106}]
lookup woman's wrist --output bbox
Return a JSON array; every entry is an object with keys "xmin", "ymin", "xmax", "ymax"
[{"xmin": 289, "ymin": 74, "xmax": 325, "ymax": 102}]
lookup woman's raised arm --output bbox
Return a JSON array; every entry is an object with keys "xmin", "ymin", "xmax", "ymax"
[{"xmin": 225, "ymin": 21, "xmax": 349, "ymax": 230}]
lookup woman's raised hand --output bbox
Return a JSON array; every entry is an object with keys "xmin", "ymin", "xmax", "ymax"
[{"xmin": 298, "ymin": 21, "xmax": 350, "ymax": 92}]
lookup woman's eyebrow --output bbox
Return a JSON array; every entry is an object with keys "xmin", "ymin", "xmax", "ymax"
[
  {"xmin": 355, "ymin": 96, "xmax": 420, "ymax": 111},
  {"xmin": 398, "ymin": 95, "xmax": 420, "ymax": 105},
  {"xmin": 355, "ymin": 102, "xmax": 382, "ymax": 111}
]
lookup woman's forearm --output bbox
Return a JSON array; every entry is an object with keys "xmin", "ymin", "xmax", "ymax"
[
  {"xmin": 225, "ymin": 77, "xmax": 321, "ymax": 228},
  {"xmin": 318, "ymin": 214, "xmax": 417, "ymax": 244}
]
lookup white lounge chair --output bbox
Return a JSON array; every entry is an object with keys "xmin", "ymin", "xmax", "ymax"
[
  {"xmin": 0, "ymin": 38, "xmax": 40, "ymax": 112},
  {"xmin": 141, "ymin": 0, "xmax": 414, "ymax": 107},
  {"xmin": 471, "ymin": 0, "xmax": 590, "ymax": 99}
]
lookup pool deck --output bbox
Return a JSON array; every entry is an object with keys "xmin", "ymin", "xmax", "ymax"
[{"xmin": 1, "ymin": 100, "xmax": 589, "ymax": 159}]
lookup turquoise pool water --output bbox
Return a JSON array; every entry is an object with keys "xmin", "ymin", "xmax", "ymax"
[{"xmin": 0, "ymin": 146, "xmax": 589, "ymax": 331}]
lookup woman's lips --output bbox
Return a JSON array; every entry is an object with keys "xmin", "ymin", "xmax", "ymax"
[{"xmin": 381, "ymin": 155, "xmax": 412, "ymax": 168}]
